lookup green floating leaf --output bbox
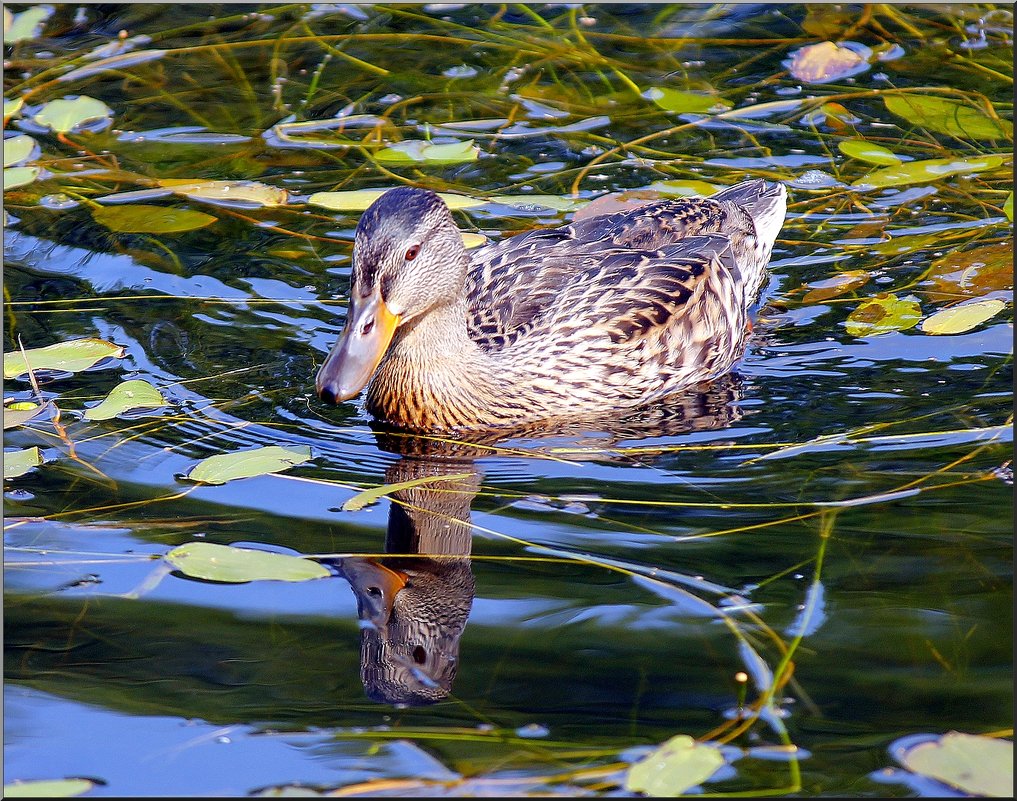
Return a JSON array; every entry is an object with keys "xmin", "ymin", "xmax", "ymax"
[
  {"xmin": 375, "ymin": 139, "xmax": 478, "ymax": 165},
  {"xmin": 4, "ymin": 401, "xmax": 47, "ymax": 430},
  {"xmin": 158, "ymin": 179, "xmax": 289, "ymax": 207},
  {"xmin": 3, "ymin": 5, "xmax": 54, "ymax": 44},
  {"xmin": 488, "ymin": 194, "xmax": 586, "ymax": 211},
  {"xmin": 852, "ymin": 154, "xmax": 1006, "ymax": 190},
  {"xmin": 645, "ymin": 179, "xmax": 721, "ymax": 197},
  {"xmin": 84, "ymin": 379, "xmax": 166, "ymax": 420},
  {"xmin": 845, "ymin": 294, "xmax": 922, "ymax": 337},
  {"xmin": 921, "ymin": 299, "xmax": 1006, "ymax": 335},
  {"xmin": 461, "ymin": 232, "xmax": 486, "ymax": 249},
  {"xmin": 308, "ymin": 188, "xmax": 484, "ymax": 211},
  {"xmin": 4, "ymin": 337, "xmax": 125, "ymax": 379},
  {"xmin": 885, "ymin": 95, "xmax": 1013, "ymax": 141},
  {"xmin": 343, "ymin": 471, "xmax": 475, "ymax": 512},
  {"xmin": 625, "ymin": 735, "xmax": 725, "ymax": 797},
  {"xmin": 164, "ymin": 541, "xmax": 329, "ymax": 583},
  {"xmin": 32, "ymin": 95, "xmax": 113, "ymax": 134},
  {"xmin": 4, "ymin": 166, "xmax": 40, "ymax": 190},
  {"xmin": 4, "ymin": 446, "xmax": 42, "ymax": 479},
  {"xmin": 4, "ymin": 96, "xmax": 25, "ymax": 118},
  {"xmin": 1004, "ymin": 191, "xmax": 1013, "ymax": 222},
  {"xmin": 838, "ymin": 138, "xmax": 901, "ymax": 166},
  {"xmin": 900, "ymin": 732, "xmax": 1013, "ymax": 797},
  {"xmin": 644, "ymin": 88, "xmax": 732, "ymax": 114},
  {"xmin": 185, "ymin": 444, "xmax": 312, "ymax": 485},
  {"xmin": 4, "ymin": 134, "xmax": 38, "ymax": 167},
  {"xmin": 91, "ymin": 204, "xmax": 217, "ymax": 234},
  {"xmin": 3, "ymin": 778, "xmax": 95, "ymax": 798}
]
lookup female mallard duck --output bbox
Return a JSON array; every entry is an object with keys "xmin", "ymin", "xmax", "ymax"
[{"xmin": 315, "ymin": 180, "xmax": 787, "ymax": 431}]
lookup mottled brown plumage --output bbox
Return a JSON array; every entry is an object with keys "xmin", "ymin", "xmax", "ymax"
[{"xmin": 316, "ymin": 180, "xmax": 787, "ymax": 431}]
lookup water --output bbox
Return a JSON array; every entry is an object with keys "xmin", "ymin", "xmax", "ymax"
[{"xmin": 3, "ymin": 3, "xmax": 1012, "ymax": 796}]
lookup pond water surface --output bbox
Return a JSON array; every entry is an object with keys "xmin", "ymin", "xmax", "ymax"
[{"xmin": 3, "ymin": 3, "xmax": 1013, "ymax": 797}]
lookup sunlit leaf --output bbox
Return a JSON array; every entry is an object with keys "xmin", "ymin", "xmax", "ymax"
[
  {"xmin": 785, "ymin": 41, "xmax": 870, "ymax": 84},
  {"xmin": 461, "ymin": 232, "xmax": 486, "ymax": 248},
  {"xmin": 723, "ymin": 98, "xmax": 804, "ymax": 119},
  {"xmin": 91, "ymin": 204, "xmax": 218, "ymax": 234},
  {"xmin": 158, "ymin": 179, "xmax": 289, "ymax": 207},
  {"xmin": 343, "ymin": 471, "xmax": 474, "ymax": 511},
  {"xmin": 625, "ymin": 735, "xmax": 725, "ymax": 796},
  {"xmin": 4, "ymin": 401, "xmax": 47, "ymax": 429},
  {"xmin": 307, "ymin": 188, "xmax": 484, "ymax": 211},
  {"xmin": 900, "ymin": 732, "xmax": 1013, "ymax": 797},
  {"xmin": 4, "ymin": 96, "xmax": 25, "ymax": 118},
  {"xmin": 375, "ymin": 139, "xmax": 479, "ymax": 165},
  {"xmin": 2, "ymin": 778, "xmax": 94, "ymax": 798},
  {"xmin": 164, "ymin": 541, "xmax": 329, "ymax": 583},
  {"xmin": 884, "ymin": 95, "xmax": 1013, "ymax": 141},
  {"xmin": 32, "ymin": 95, "xmax": 113, "ymax": 133},
  {"xmin": 646, "ymin": 179, "xmax": 720, "ymax": 197},
  {"xmin": 3, "ymin": 5, "xmax": 54, "ymax": 44},
  {"xmin": 924, "ymin": 242, "xmax": 1013, "ymax": 302},
  {"xmin": 802, "ymin": 269, "xmax": 870, "ymax": 303},
  {"xmin": 84, "ymin": 379, "xmax": 167, "ymax": 420},
  {"xmin": 920, "ymin": 299, "xmax": 1006, "ymax": 335},
  {"xmin": 643, "ymin": 88, "xmax": 732, "ymax": 114},
  {"xmin": 185, "ymin": 444, "xmax": 312, "ymax": 484},
  {"xmin": 4, "ymin": 337, "xmax": 125, "ymax": 379},
  {"xmin": 4, "ymin": 135, "xmax": 38, "ymax": 167},
  {"xmin": 845, "ymin": 294, "xmax": 922, "ymax": 337},
  {"xmin": 851, "ymin": 154, "xmax": 1006, "ymax": 189},
  {"xmin": 488, "ymin": 194, "xmax": 586, "ymax": 211},
  {"xmin": 1004, "ymin": 191, "xmax": 1013, "ymax": 222},
  {"xmin": 837, "ymin": 139, "xmax": 901, "ymax": 166},
  {"xmin": 4, "ymin": 446, "xmax": 42, "ymax": 479},
  {"xmin": 3, "ymin": 166, "xmax": 39, "ymax": 190}
]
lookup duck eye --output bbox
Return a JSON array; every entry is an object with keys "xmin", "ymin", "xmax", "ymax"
[{"xmin": 404, "ymin": 245, "xmax": 421, "ymax": 261}]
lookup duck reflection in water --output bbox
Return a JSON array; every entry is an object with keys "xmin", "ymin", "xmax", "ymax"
[{"xmin": 335, "ymin": 374, "xmax": 747, "ymax": 706}]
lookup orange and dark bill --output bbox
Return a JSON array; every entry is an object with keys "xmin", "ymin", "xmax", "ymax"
[{"xmin": 316, "ymin": 288, "xmax": 401, "ymax": 403}]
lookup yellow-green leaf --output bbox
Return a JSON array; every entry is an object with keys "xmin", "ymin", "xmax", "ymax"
[
  {"xmin": 625, "ymin": 735, "xmax": 725, "ymax": 797},
  {"xmin": 845, "ymin": 294, "xmax": 922, "ymax": 337},
  {"xmin": 920, "ymin": 299, "xmax": 1006, "ymax": 335},
  {"xmin": 84, "ymin": 379, "xmax": 166, "ymax": 420},
  {"xmin": 4, "ymin": 338, "xmax": 125, "ymax": 379},
  {"xmin": 185, "ymin": 444, "xmax": 312, "ymax": 485},
  {"xmin": 4, "ymin": 134, "xmax": 38, "ymax": 167},
  {"xmin": 3, "ymin": 166, "xmax": 39, "ymax": 190},
  {"xmin": 900, "ymin": 732, "xmax": 1013, "ymax": 797},
  {"xmin": 4, "ymin": 446, "xmax": 42, "ymax": 479},
  {"xmin": 852, "ymin": 154, "xmax": 1006, "ymax": 189},
  {"xmin": 645, "ymin": 180, "xmax": 721, "ymax": 197},
  {"xmin": 158, "ymin": 179, "xmax": 289, "ymax": 207},
  {"xmin": 644, "ymin": 88, "xmax": 732, "ymax": 114},
  {"xmin": 3, "ymin": 778, "xmax": 95, "ymax": 798},
  {"xmin": 885, "ymin": 95, "xmax": 1013, "ymax": 141},
  {"xmin": 1004, "ymin": 191, "xmax": 1013, "ymax": 222},
  {"xmin": 375, "ymin": 139, "xmax": 478, "ymax": 165},
  {"xmin": 308, "ymin": 188, "xmax": 484, "ymax": 211},
  {"xmin": 4, "ymin": 401, "xmax": 47, "ymax": 429},
  {"xmin": 343, "ymin": 471, "xmax": 474, "ymax": 512},
  {"xmin": 838, "ymin": 139, "xmax": 901, "ymax": 166},
  {"xmin": 4, "ymin": 96, "xmax": 25, "ymax": 118},
  {"xmin": 92, "ymin": 204, "xmax": 217, "ymax": 234},
  {"xmin": 3, "ymin": 5, "xmax": 54, "ymax": 44},
  {"xmin": 164, "ymin": 541, "xmax": 329, "ymax": 583},
  {"xmin": 33, "ymin": 95, "xmax": 113, "ymax": 133},
  {"xmin": 461, "ymin": 232, "xmax": 486, "ymax": 249}
]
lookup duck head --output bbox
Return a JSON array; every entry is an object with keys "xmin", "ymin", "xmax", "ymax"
[{"xmin": 315, "ymin": 187, "xmax": 468, "ymax": 404}]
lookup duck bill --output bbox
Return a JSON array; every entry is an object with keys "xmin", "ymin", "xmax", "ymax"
[{"xmin": 316, "ymin": 290, "xmax": 401, "ymax": 403}]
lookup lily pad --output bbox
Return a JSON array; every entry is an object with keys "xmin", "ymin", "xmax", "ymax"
[
  {"xmin": 164, "ymin": 541, "xmax": 329, "ymax": 583},
  {"xmin": 785, "ymin": 41, "xmax": 870, "ymax": 84},
  {"xmin": 884, "ymin": 95, "xmax": 1013, "ymax": 141},
  {"xmin": 923, "ymin": 242, "xmax": 1013, "ymax": 303},
  {"xmin": 461, "ymin": 232, "xmax": 487, "ymax": 248},
  {"xmin": 625, "ymin": 735, "xmax": 725, "ymax": 797},
  {"xmin": 4, "ymin": 401, "xmax": 47, "ymax": 429},
  {"xmin": 185, "ymin": 444, "xmax": 312, "ymax": 485},
  {"xmin": 899, "ymin": 732, "xmax": 1012, "ymax": 797},
  {"xmin": 3, "ymin": 5, "xmax": 54, "ymax": 44},
  {"xmin": 4, "ymin": 96, "xmax": 25, "ymax": 118},
  {"xmin": 91, "ymin": 204, "xmax": 218, "ymax": 234},
  {"xmin": 33, "ymin": 95, "xmax": 113, "ymax": 134},
  {"xmin": 644, "ymin": 88, "xmax": 732, "ymax": 114},
  {"xmin": 845, "ymin": 293, "xmax": 922, "ymax": 337},
  {"xmin": 343, "ymin": 471, "xmax": 474, "ymax": 511},
  {"xmin": 4, "ymin": 338, "xmax": 125, "ymax": 379},
  {"xmin": 4, "ymin": 134, "xmax": 38, "ymax": 167},
  {"xmin": 158, "ymin": 179, "xmax": 289, "ymax": 207},
  {"xmin": 308, "ymin": 188, "xmax": 484, "ymax": 211},
  {"xmin": 375, "ymin": 139, "xmax": 479, "ymax": 165},
  {"xmin": 84, "ymin": 379, "xmax": 166, "ymax": 420},
  {"xmin": 4, "ymin": 446, "xmax": 42, "ymax": 479},
  {"xmin": 802, "ymin": 269, "xmax": 870, "ymax": 303},
  {"xmin": 645, "ymin": 179, "xmax": 720, "ymax": 197},
  {"xmin": 2, "ymin": 778, "xmax": 95, "ymax": 798},
  {"xmin": 837, "ymin": 139, "xmax": 901, "ymax": 166},
  {"xmin": 852, "ymin": 154, "xmax": 1006, "ymax": 190},
  {"xmin": 1004, "ymin": 191, "xmax": 1013, "ymax": 222},
  {"xmin": 920, "ymin": 299, "xmax": 1006, "ymax": 335},
  {"xmin": 4, "ymin": 166, "xmax": 40, "ymax": 190}
]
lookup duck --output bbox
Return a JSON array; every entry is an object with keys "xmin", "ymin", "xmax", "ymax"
[{"xmin": 315, "ymin": 179, "xmax": 787, "ymax": 431}]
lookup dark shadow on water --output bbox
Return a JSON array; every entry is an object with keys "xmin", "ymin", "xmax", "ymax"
[{"xmin": 332, "ymin": 375, "xmax": 747, "ymax": 706}]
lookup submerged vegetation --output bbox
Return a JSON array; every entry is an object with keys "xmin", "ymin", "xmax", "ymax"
[{"xmin": 3, "ymin": 3, "xmax": 1013, "ymax": 797}]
